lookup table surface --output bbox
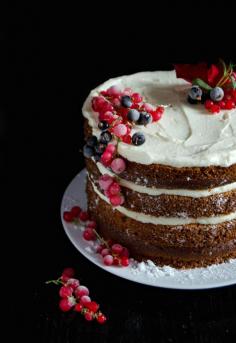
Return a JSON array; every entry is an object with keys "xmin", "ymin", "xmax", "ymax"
[{"xmin": 6, "ymin": 7, "xmax": 236, "ymax": 342}]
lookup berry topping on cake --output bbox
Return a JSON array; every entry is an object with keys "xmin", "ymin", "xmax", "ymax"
[{"xmin": 132, "ymin": 132, "xmax": 145, "ymax": 146}]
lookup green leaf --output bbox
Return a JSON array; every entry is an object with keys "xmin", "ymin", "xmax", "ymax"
[{"xmin": 192, "ymin": 78, "xmax": 212, "ymax": 91}]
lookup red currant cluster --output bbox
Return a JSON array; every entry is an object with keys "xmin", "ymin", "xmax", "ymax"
[
  {"xmin": 63, "ymin": 206, "xmax": 130, "ymax": 267},
  {"xmin": 46, "ymin": 268, "xmax": 106, "ymax": 324},
  {"xmin": 83, "ymin": 86, "xmax": 164, "ymax": 164},
  {"xmin": 99, "ymin": 174, "xmax": 124, "ymax": 206},
  {"xmin": 205, "ymin": 88, "xmax": 236, "ymax": 113}
]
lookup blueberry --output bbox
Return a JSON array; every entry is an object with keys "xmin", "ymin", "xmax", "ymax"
[
  {"xmin": 188, "ymin": 85, "xmax": 203, "ymax": 101},
  {"xmin": 127, "ymin": 109, "xmax": 140, "ymax": 122},
  {"xmin": 83, "ymin": 144, "xmax": 94, "ymax": 158},
  {"xmin": 121, "ymin": 95, "xmax": 132, "ymax": 108},
  {"xmin": 98, "ymin": 121, "xmax": 109, "ymax": 131},
  {"xmin": 87, "ymin": 135, "xmax": 98, "ymax": 147},
  {"xmin": 132, "ymin": 132, "xmax": 145, "ymax": 146},
  {"xmin": 94, "ymin": 143, "xmax": 106, "ymax": 155},
  {"xmin": 210, "ymin": 87, "xmax": 224, "ymax": 102},
  {"xmin": 137, "ymin": 112, "xmax": 152, "ymax": 125},
  {"xmin": 187, "ymin": 95, "xmax": 198, "ymax": 105},
  {"xmin": 100, "ymin": 131, "xmax": 112, "ymax": 144}
]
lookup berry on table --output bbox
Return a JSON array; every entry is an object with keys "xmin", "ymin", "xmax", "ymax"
[
  {"xmin": 74, "ymin": 303, "xmax": 83, "ymax": 312},
  {"xmin": 97, "ymin": 313, "xmax": 107, "ymax": 324},
  {"xmin": 132, "ymin": 132, "xmax": 145, "ymax": 145},
  {"xmin": 66, "ymin": 278, "xmax": 80, "ymax": 289},
  {"xmin": 87, "ymin": 220, "xmax": 97, "ymax": 228},
  {"xmin": 121, "ymin": 95, "xmax": 132, "ymax": 108},
  {"xmin": 59, "ymin": 298, "xmax": 74, "ymax": 312},
  {"xmin": 74, "ymin": 285, "xmax": 89, "ymax": 298},
  {"xmin": 210, "ymin": 87, "xmax": 224, "ymax": 102},
  {"xmin": 84, "ymin": 312, "xmax": 94, "ymax": 321},
  {"xmin": 80, "ymin": 295, "xmax": 91, "ymax": 305},
  {"xmin": 101, "ymin": 248, "xmax": 110, "ymax": 257},
  {"xmin": 62, "ymin": 267, "xmax": 75, "ymax": 278},
  {"xmin": 121, "ymin": 256, "xmax": 129, "ymax": 266},
  {"xmin": 59, "ymin": 286, "xmax": 73, "ymax": 298},
  {"xmin": 86, "ymin": 301, "xmax": 99, "ymax": 313}
]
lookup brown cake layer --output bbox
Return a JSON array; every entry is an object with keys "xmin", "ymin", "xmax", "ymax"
[
  {"xmin": 84, "ymin": 119, "xmax": 236, "ymax": 189},
  {"xmin": 87, "ymin": 178, "xmax": 236, "ymax": 268},
  {"xmin": 86, "ymin": 158, "xmax": 236, "ymax": 218}
]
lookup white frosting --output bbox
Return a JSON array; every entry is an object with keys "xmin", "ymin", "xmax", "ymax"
[
  {"xmin": 82, "ymin": 71, "xmax": 236, "ymax": 168},
  {"xmin": 90, "ymin": 178, "xmax": 236, "ymax": 225},
  {"xmin": 95, "ymin": 161, "xmax": 236, "ymax": 198}
]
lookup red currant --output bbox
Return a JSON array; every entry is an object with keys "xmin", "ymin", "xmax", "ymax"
[
  {"xmin": 80, "ymin": 295, "xmax": 91, "ymax": 305},
  {"xmin": 121, "ymin": 256, "xmax": 129, "ymax": 266},
  {"xmin": 59, "ymin": 298, "xmax": 74, "ymax": 312},
  {"xmin": 205, "ymin": 100, "xmax": 214, "ymax": 110},
  {"xmin": 79, "ymin": 211, "xmax": 89, "ymax": 221},
  {"xmin": 63, "ymin": 211, "xmax": 74, "ymax": 222},
  {"xmin": 103, "ymin": 254, "xmax": 114, "ymax": 266},
  {"xmin": 74, "ymin": 303, "xmax": 83, "ymax": 312},
  {"xmin": 83, "ymin": 228, "xmax": 96, "ymax": 241},
  {"xmin": 70, "ymin": 206, "xmax": 81, "ymax": 217},
  {"xmin": 132, "ymin": 93, "xmax": 143, "ymax": 103},
  {"xmin": 62, "ymin": 267, "xmax": 75, "ymax": 278},
  {"xmin": 84, "ymin": 311, "xmax": 94, "ymax": 321},
  {"xmin": 225, "ymin": 99, "xmax": 235, "ymax": 110},
  {"xmin": 74, "ymin": 285, "xmax": 89, "ymax": 298},
  {"xmin": 111, "ymin": 243, "xmax": 123, "ymax": 255},
  {"xmin": 59, "ymin": 286, "xmax": 73, "ymax": 298},
  {"xmin": 86, "ymin": 301, "xmax": 99, "ymax": 313},
  {"xmin": 97, "ymin": 313, "xmax": 107, "ymax": 324},
  {"xmin": 66, "ymin": 278, "xmax": 80, "ymax": 289}
]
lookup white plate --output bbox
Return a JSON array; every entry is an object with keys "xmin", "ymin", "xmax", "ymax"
[{"xmin": 61, "ymin": 169, "xmax": 236, "ymax": 290}]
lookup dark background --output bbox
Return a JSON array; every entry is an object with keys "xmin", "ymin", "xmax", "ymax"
[{"xmin": 5, "ymin": 3, "xmax": 236, "ymax": 342}]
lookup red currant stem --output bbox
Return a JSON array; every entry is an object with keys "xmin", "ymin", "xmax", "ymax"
[
  {"xmin": 45, "ymin": 277, "xmax": 64, "ymax": 285},
  {"xmin": 93, "ymin": 229, "xmax": 109, "ymax": 249},
  {"xmin": 217, "ymin": 64, "xmax": 233, "ymax": 87}
]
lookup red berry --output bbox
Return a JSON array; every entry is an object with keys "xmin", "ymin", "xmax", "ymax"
[
  {"xmin": 96, "ymin": 244, "xmax": 104, "ymax": 254},
  {"xmin": 61, "ymin": 274, "xmax": 70, "ymax": 282},
  {"xmin": 113, "ymin": 257, "xmax": 120, "ymax": 265},
  {"xmin": 109, "ymin": 194, "xmax": 124, "ymax": 206},
  {"xmin": 101, "ymin": 151, "xmax": 113, "ymax": 165},
  {"xmin": 122, "ymin": 135, "xmax": 132, "ymax": 144},
  {"xmin": 113, "ymin": 124, "xmax": 128, "ymax": 137},
  {"xmin": 112, "ymin": 243, "xmax": 123, "ymax": 255},
  {"xmin": 74, "ymin": 303, "xmax": 83, "ymax": 312},
  {"xmin": 132, "ymin": 93, "xmax": 143, "ymax": 103},
  {"xmin": 63, "ymin": 211, "xmax": 74, "ymax": 222},
  {"xmin": 74, "ymin": 285, "xmax": 89, "ymax": 298},
  {"xmin": 80, "ymin": 295, "xmax": 91, "ymax": 305},
  {"xmin": 87, "ymin": 220, "xmax": 97, "ymax": 229},
  {"xmin": 121, "ymin": 256, "xmax": 129, "ymax": 266},
  {"xmin": 59, "ymin": 286, "xmax": 73, "ymax": 298},
  {"xmin": 70, "ymin": 206, "xmax": 81, "ymax": 217},
  {"xmin": 120, "ymin": 247, "xmax": 129, "ymax": 258},
  {"xmin": 92, "ymin": 96, "xmax": 106, "ymax": 112},
  {"xmin": 225, "ymin": 99, "xmax": 235, "ymax": 110},
  {"xmin": 99, "ymin": 111, "xmax": 115, "ymax": 124},
  {"xmin": 84, "ymin": 311, "xmax": 94, "ymax": 321},
  {"xmin": 205, "ymin": 100, "xmax": 214, "ymax": 110},
  {"xmin": 86, "ymin": 301, "xmax": 99, "ymax": 313},
  {"xmin": 83, "ymin": 228, "xmax": 96, "ymax": 241},
  {"xmin": 123, "ymin": 87, "xmax": 132, "ymax": 96},
  {"xmin": 218, "ymin": 100, "xmax": 226, "ymax": 109},
  {"xmin": 59, "ymin": 298, "xmax": 74, "ymax": 312},
  {"xmin": 107, "ymin": 85, "xmax": 121, "ymax": 96},
  {"xmin": 97, "ymin": 313, "xmax": 107, "ymax": 324},
  {"xmin": 210, "ymin": 104, "xmax": 220, "ymax": 113},
  {"xmin": 62, "ymin": 267, "xmax": 75, "ymax": 278},
  {"xmin": 106, "ymin": 143, "xmax": 116, "ymax": 154},
  {"xmin": 66, "ymin": 278, "xmax": 80, "ymax": 289},
  {"xmin": 103, "ymin": 254, "xmax": 114, "ymax": 266},
  {"xmin": 79, "ymin": 211, "xmax": 89, "ymax": 221},
  {"xmin": 117, "ymin": 107, "xmax": 129, "ymax": 119},
  {"xmin": 99, "ymin": 174, "xmax": 114, "ymax": 191},
  {"xmin": 101, "ymin": 248, "xmax": 110, "ymax": 257},
  {"xmin": 111, "ymin": 158, "xmax": 126, "ymax": 174},
  {"xmin": 108, "ymin": 182, "xmax": 121, "ymax": 195}
]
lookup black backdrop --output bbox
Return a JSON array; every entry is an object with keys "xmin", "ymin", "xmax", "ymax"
[{"xmin": 5, "ymin": 3, "xmax": 236, "ymax": 342}]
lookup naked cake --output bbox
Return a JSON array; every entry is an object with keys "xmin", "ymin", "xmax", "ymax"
[{"xmin": 82, "ymin": 63, "xmax": 236, "ymax": 268}]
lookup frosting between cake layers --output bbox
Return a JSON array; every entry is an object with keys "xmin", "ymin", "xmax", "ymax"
[
  {"xmin": 82, "ymin": 71, "xmax": 236, "ymax": 168},
  {"xmin": 95, "ymin": 161, "xmax": 236, "ymax": 198},
  {"xmin": 89, "ymin": 178, "xmax": 236, "ymax": 225}
]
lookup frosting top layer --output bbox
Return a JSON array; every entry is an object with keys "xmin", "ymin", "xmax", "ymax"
[{"xmin": 82, "ymin": 71, "xmax": 236, "ymax": 168}]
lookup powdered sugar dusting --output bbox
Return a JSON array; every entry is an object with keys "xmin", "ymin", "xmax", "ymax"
[{"xmin": 131, "ymin": 258, "xmax": 236, "ymax": 285}]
